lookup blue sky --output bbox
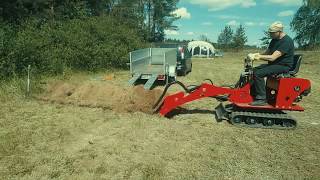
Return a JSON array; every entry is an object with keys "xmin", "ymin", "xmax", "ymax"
[{"xmin": 165, "ymin": 0, "xmax": 303, "ymax": 46}]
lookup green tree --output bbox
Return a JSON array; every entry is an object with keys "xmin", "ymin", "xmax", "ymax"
[
  {"xmin": 306, "ymin": 0, "xmax": 320, "ymax": 8},
  {"xmin": 232, "ymin": 24, "xmax": 247, "ymax": 51},
  {"xmin": 291, "ymin": 0, "xmax": 320, "ymax": 48},
  {"xmin": 86, "ymin": 0, "xmax": 116, "ymax": 16},
  {"xmin": 0, "ymin": 0, "xmax": 89, "ymax": 22},
  {"xmin": 107, "ymin": 0, "xmax": 179, "ymax": 42},
  {"xmin": 217, "ymin": 25, "xmax": 233, "ymax": 49},
  {"xmin": 260, "ymin": 31, "xmax": 271, "ymax": 49},
  {"xmin": 148, "ymin": 0, "xmax": 179, "ymax": 42}
]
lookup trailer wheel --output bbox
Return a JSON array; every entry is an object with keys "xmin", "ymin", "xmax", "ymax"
[
  {"xmin": 189, "ymin": 63, "xmax": 192, "ymax": 73},
  {"xmin": 182, "ymin": 70, "xmax": 187, "ymax": 76},
  {"xmin": 168, "ymin": 76, "xmax": 176, "ymax": 83}
]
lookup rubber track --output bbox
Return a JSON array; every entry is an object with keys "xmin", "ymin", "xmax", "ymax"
[{"xmin": 230, "ymin": 111, "xmax": 297, "ymax": 130}]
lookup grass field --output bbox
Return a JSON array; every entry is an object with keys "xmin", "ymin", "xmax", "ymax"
[{"xmin": 0, "ymin": 51, "xmax": 319, "ymax": 179}]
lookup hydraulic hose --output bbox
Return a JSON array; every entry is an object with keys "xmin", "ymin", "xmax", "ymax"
[
  {"xmin": 153, "ymin": 79, "xmax": 215, "ymax": 112},
  {"xmin": 153, "ymin": 81, "xmax": 194, "ymax": 111}
]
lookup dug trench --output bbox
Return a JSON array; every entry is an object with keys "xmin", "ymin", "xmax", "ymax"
[{"xmin": 38, "ymin": 81, "xmax": 166, "ymax": 114}]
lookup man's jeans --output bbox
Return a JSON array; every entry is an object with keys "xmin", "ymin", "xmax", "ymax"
[{"xmin": 253, "ymin": 64, "xmax": 290, "ymax": 100}]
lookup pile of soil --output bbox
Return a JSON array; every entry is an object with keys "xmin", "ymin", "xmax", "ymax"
[{"xmin": 39, "ymin": 81, "xmax": 164, "ymax": 114}]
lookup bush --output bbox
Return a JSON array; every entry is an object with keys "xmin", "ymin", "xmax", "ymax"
[
  {"xmin": 0, "ymin": 23, "xmax": 17, "ymax": 79},
  {"xmin": 0, "ymin": 16, "xmax": 147, "ymax": 80}
]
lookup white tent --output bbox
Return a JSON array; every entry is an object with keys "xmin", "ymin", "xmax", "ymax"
[{"xmin": 187, "ymin": 41, "xmax": 215, "ymax": 58}]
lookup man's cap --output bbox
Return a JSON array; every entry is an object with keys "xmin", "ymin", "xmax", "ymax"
[{"xmin": 268, "ymin": 21, "xmax": 284, "ymax": 32}]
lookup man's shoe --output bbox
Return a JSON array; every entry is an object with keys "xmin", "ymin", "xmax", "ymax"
[{"xmin": 250, "ymin": 99, "xmax": 267, "ymax": 106}]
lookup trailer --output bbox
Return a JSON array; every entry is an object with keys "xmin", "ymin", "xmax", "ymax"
[{"xmin": 129, "ymin": 48, "xmax": 177, "ymax": 90}]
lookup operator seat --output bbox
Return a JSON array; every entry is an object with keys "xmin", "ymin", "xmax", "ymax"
[
  {"xmin": 275, "ymin": 54, "xmax": 302, "ymax": 78},
  {"xmin": 266, "ymin": 54, "xmax": 304, "ymax": 104}
]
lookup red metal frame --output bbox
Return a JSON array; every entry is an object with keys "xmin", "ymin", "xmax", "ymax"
[
  {"xmin": 159, "ymin": 83, "xmax": 253, "ymax": 116},
  {"xmin": 159, "ymin": 77, "xmax": 311, "ymax": 116},
  {"xmin": 268, "ymin": 77, "xmax": 310, "ymax": 110}
]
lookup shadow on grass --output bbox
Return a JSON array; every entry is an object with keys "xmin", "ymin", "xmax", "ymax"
[{"xmin": 165, "ymin": 107, "xmax": 215, "ymax": 118}]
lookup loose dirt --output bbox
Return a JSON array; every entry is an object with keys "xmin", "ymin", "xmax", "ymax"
[{"xmin": 39, "ymin": 81, "xmax": 164, "ymax": 114}]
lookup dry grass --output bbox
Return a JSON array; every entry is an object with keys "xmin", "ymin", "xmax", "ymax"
[{"xmin": 0, "ymin": 51, "xmax": 319, "ymax": 179}]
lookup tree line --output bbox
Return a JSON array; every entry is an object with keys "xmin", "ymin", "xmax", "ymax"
[
  {"xmin": 0, "ymin": 0, "xmax": 180, "ymax": 79},
  {"xmin": 0, "ymin": 0, "xmax": 179, "ymax": 42},
  {"xmin": 216, "ymin": 0, "xmax": 320, "ymax": 50},
  {"xmin": 217, "ymin": 25, "xmax": 247, "ymax": 51}
]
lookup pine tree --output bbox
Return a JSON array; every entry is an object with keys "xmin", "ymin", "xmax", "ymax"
[
  {"xmin": 291, "ymin": 0, "xmax": 320, "ymax": 48},
  {"xmin": 149, "ymin": 0, "xmax": 179, "ymax": 42},
  {"xmin": 305, "ymin": 0, "xmax": 320, "ymax": 9},
  {"xmin": 217, "ymin": 25, "xmax": 233, "ymax": 49},
  {"xmin": 232, "ymin": 24, "xmax": 247, "ymax": 51},
  {"xmin": 260, "ymin": 31, "xmax": 271, "ymax": 49}
]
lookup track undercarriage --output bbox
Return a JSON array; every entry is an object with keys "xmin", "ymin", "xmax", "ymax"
[{"xmin": 215, "ymin": 103, "xmax": 297, "ymax": 129}]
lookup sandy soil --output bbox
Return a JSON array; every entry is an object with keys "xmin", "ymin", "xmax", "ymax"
[{"xmin": 39, "ymin": 81, "xmax": 164, "ymax": 114}]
